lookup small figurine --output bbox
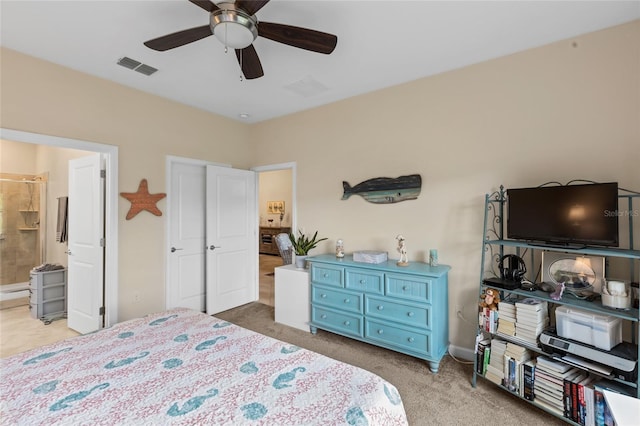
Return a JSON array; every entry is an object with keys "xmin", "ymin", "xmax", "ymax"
[
  {"xmin": 336, "ymin": 239, "xmax": 345, "ymax": 258},
  {"xmin": 396, "ymin": 234, "xmax": 408, "ymax": 266},
  {"xmin": 479, "ymin": 288, "xmax": 500, "ymax": 311},
  {"xmin": 550, "ymin": 281, "xmax": 565, "ymax": 301}
]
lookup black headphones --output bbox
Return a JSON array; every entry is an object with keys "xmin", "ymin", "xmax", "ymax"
[{"xmin": 499, "ymin": 254, "xmax": 527, "ymax": 282}]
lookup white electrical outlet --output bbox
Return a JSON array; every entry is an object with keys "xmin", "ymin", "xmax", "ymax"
[{"xmin": 133, "ymin": 292, "xmax": 141, "ymax": 303}]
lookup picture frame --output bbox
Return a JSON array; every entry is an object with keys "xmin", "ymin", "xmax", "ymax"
[{"xmin": 267, "ymin": 200, "xmax": 285, "ymax": 214}]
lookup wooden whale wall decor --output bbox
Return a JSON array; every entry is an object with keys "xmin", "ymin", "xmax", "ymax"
[{"xmin": 342, "ymin": 174, "xmax": 422, "ymax": 204}]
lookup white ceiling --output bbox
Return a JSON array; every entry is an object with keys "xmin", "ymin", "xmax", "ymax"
[{"xmin": 1, "ymin": 1, "xmax": 638, "ymax": 123}]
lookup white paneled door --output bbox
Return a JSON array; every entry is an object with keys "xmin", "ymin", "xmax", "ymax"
[
  {"xmin": 67, "ymin": 153, "xmax": 104, "ymax": 334},
  {"xmin": 167, "ymin": 163, "xmax": 206, "ymax": 311},
  {"xmin": 167, "ymin": 161, "xmax": 257, "ymax": 315},
  {"xmin": 205, "ymin": 165, "xmax": 257, "ymax": 315}
]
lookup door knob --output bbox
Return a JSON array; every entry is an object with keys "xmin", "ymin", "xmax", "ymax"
[
  {"xmin": 66, "ymin": 250, "xmax": 73, "ymax": 256},
  {"xmin": 170, "ymin": 247, "xmax": 183, "ymax": 253},
  {"xmin": 208, "ymin": 245, "xmax": 220, "ymax": 251}
]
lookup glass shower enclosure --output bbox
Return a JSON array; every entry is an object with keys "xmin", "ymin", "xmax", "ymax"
[{"xmin": 0, "ymin": 173, "xmax": 47, "ymax": 306}]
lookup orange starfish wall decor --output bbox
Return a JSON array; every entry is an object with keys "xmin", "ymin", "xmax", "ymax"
[{"xmin": 120, "ymin": 179, "xmax": 166, "ymax": 220}]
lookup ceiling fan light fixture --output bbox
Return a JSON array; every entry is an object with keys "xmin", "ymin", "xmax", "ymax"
[{"xmin": 210, "ymin": 7, "xmax": 257, "ymax": 49}]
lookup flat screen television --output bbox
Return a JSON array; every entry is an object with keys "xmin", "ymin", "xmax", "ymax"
[{"xmin": 507, "ymin": 182, "xmax": 619, "ymax": 247}]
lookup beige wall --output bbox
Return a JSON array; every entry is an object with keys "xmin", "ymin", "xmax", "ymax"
[
  {"xmin": 1, "ymin": 47, "xmax": 252, "ymax": 321},
  {"xmin": 1, "ymin": 20, "xmax": 638, "ymax": 352},
  {"xmin": 259, "ymin": 169, "xmax": 293, "ymax": 228},
  {"xmin": 0, "ymin": 139, "xmax": 37, "ymax": 173},
  {"xmin": 248, "ymin": 20, "xmax": 640, "ymax": 351}
]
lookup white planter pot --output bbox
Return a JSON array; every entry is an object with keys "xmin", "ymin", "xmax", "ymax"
[{"xmin": 294, "ymin": 255, "xmax": 308, "ymax": 269}]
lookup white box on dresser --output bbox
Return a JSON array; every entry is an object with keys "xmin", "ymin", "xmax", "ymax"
[{"xmin": 274, "ymin": 264, "xmax": 310, "ymax": 332}]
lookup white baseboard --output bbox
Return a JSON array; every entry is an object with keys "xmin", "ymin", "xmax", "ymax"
[{"xmin": 448, "ymin": 344, "xmax": 475, "ymax": 362}]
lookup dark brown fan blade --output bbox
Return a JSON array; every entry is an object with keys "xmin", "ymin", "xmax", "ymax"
[
  {"xmin": 235, "ymin": 0, "xmax": 270, "ymax": 16},
  {"xmin": 258, "ymin": 22, "xmax": 337, "ymax": 54},
  {"xmin": 235, "ymin": 45, "xmax": 264, "ymax": 79},
  {"xmin": 144, "ymin": 25, "xmax": 212, "ymax": 51},
  {"xmin": 188, "ymin": 0, "xmax": 219, "ymax": 13}
]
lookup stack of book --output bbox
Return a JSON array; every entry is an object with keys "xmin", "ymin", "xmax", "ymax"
[
  {"xmin": 565, "ymin": 374, "xmax": 595, "ymax": 425},
  {"xmin": 503, "ymin": 342, "xmax": 533, "ymax": 394},
  {"xmin": 534, "ymin": 356, "xmax": 579, "ymax": 417},
  {"xmin": 475, "ymin": 337, "xmax": 491, "ymax": 376},
  {"xmin": 497, "ymin": 301, "xmax": 516, "ymax": 337},
  {"xmin": 592, "ymin": 379, "xmax": 636, "ymax": 426},
  {"xmin": 479, "ymin": 307, "xmax": 498, "ymax": 333},
  {"xmin": 485, "ymin": 338, "xmax": 507, "ymax": 386},
  {"xmin": 515, "ymin": 298, "xmax": 549, "ymax": 345}
]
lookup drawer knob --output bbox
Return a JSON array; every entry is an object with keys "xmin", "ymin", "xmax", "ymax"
[
  {"xmin": 407, "ymin": 311, "xmax": 414, "ymax": 317},
  {"xmin": 407, "ymin": 337, "xmax": 414, "ymax": 343},
  {"xmin": 321, "ymin": 314, "xmax": 327, "ymax": 319},
  {"xmin": 323, "ymin": 273, "xmax": 329, "ymax": 278},
  {"xmin": 344, "ymin": 298, "xmax": 350, "ymax": 303},
  {"xmin": 360, "ymin": 279, "xmax": 366, "ymax": 284},
  {"xmin": 377, "ymin": 305, "xmax": 384, "ymax": 311},
  {"xmin": 321, "ymin": 293, "xmax": 327, "ymax": 298},
  {"xmin": 377, "ymin": 329, "xmax": 384, "ymax": 335},
  {"xmin": 344, "ymin": 321, "xmax": 350, "ymax": 326},
  {"xmin": 402, "ymin": 285, "xmax": 409, "ymax": 291}
]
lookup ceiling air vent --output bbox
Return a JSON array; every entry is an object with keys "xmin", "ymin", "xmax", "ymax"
[
  {"xmin": 117, "ymin": 57, "xmax": 158, "ymax": 76},
  {"xmin": 117, "ymin": 57, "xmax": 141, "ymax": 69},
  {"xmin": 135, "ymin": 64, "xmax": 158, "ymax": 76}
]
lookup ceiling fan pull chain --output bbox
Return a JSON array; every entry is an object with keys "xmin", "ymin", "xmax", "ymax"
[
  {"xmin": 223, "ymin": 23, "xmax": 229, "ymax": 54},
  {"xmin": 239, "ymin": 50, "xmax": 244, "ymax": 81}
]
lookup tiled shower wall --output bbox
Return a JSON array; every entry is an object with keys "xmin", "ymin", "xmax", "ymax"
[{"xmin": 0, "ymin": 173, "xmax": 42, "ymax": 286}]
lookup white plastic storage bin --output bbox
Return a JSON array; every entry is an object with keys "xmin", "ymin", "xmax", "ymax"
[{"xmin": 555, "ymin": 305, "xmax": 622, "ymax": 350}]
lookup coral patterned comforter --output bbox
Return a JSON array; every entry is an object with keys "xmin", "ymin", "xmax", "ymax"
[{"xmin": 0, "ymin": 308, "xmax": 407, "ymax": 425}]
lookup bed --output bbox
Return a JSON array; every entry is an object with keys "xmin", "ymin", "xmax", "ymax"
[{"xmin": 0, "ymin": 307, "xmax": 408, "ymax": 425}]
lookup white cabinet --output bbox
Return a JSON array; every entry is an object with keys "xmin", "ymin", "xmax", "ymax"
[{"xmin": 274, "ymin": 265, "xmax": 310, "ymax": 331}]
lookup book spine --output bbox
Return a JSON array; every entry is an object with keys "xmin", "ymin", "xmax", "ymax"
[
  {"xmin": 594, "ymin": 388, "xmax": 605, "ymax": 426},
  {"xmin": 578, "ymin": 382, "xmax": 586, "ymax": 425},
  {"xmin": 476, "ymin": 343, "xmax": 485, "ymax": 375},
  {"xmin": 584, "ymin": 385, "xmax": 595, "ymax": 426},
  {"xmin": 571, "ymin": 378, "xmax": 582, "ymax": 423},
  {"xmin": 564, "ymin": 377, "xmax": 572, "ymax": 420},
  {"xmin": 523, "ymin": 362, "xmax": 535, "ymax": 401},
  {"xmin": 508, "ymin": 357, "xmax": 517, "ymax": 393},
  {"xmin": 482, "ymin": 347, "xmax": 491, "ymax": 376}
]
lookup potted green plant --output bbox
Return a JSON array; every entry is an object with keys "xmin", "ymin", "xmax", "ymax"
[{"xmin": 289, "ymin": 230, "xmax": 327, "ymax": 268}]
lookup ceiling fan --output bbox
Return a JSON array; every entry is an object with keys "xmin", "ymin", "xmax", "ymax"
[{"xmin": 144, "ymin": 0, "xmax": 338, "ymax": 79}]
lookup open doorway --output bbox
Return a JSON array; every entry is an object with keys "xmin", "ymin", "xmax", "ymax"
[
  {"xmin": 0, "ymin": 129, "xmax": 118, "ymax": 327},
  {"xmin": 253, "ymin": 163, "xmax": 296, "ymax": 307}
]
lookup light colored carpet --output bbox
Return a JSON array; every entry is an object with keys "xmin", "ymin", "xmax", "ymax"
[{"xmin": 216, "ymin": 302, "xmax": 566, "ymax": 426}]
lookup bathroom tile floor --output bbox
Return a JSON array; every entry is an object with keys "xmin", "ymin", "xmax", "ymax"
[{"xmin": 0, "ymin": 303, "xmax": 79, "ymax": 358}]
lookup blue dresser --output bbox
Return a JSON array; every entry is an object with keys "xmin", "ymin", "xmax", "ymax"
[{"xmin": 308, "ymin": 254, "xmax": 451, "ymax": 373}]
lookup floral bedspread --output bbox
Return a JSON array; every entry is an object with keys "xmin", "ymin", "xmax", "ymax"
[{"xmin": 0, "ymin": 308, "xmax": 407, "ymax": 425}]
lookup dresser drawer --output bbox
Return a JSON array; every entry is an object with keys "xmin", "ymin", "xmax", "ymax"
[
  {"xmin": 365, "ymin": 295, "xmax": 430, "ymax": 330},
  {"xmin": 312, "ymin": 306, "xmax": 363, "ymax": 338},
  {"xmin": 310, "ymin": 263, "xmax": 344, "ymax": 288},
  {"xmin": 385, "ymin": 273, "xmax": 432, "ymax": 303},
  {"xmin": 365, "ymin": 319, "xmax": 431, "ymax": 356},
  {"xmin": 312, "ymin": 286, "xmax": 362, "ymax": 314},
  {"xmin": 345, "ymin": 268, "xmax": 384, "ymax": 294}
]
